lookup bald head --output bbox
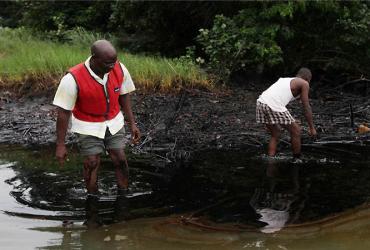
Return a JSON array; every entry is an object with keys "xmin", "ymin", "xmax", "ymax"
[
  {"xmin": 296, "ymin": 67, "xmax": 312, "ymax": 82},
  {"xmin": 90, "ymin": 40, "xmax": 118, "ymax": 76},
  {"xmin": 91, "ymin": 40, "xmax": 117, "ymax": 58}
]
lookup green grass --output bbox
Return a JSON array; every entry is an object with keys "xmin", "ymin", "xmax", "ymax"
[{"xmin": 0, "ymin": 28, "xmax": 213, "ymax": 94}]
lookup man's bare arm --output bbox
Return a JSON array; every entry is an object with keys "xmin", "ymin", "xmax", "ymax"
[
  {"xmin": 119, "ymin": 94, "xmax": 141, "ymax": 144},
  {"xmin": 300, "ymin": 81, "xmax": 317, "ymax": 136},
  {"xmin": 119, "ymin": 94, "xmax": 135, "ymax": 125},
  {"xmin": 56, "ymin": 107, "xmax": 71, "ymax": 166}
]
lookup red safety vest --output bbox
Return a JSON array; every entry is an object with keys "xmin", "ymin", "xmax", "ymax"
[{"xmin": 69, "ymin": 62, "xmax": 124, "ymax": 122}]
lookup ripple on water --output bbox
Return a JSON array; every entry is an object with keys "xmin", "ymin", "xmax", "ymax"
[{"xmin": 2, "ymin": 145, "xmax": 370, "ymax": 238}]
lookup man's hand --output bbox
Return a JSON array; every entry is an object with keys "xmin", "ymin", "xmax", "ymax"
[
  {"xmin": 308, "ymin": 127, "xmax": 317, "ymax": 138},
  {"xmin": 56, "ymin": 144, "xmax": 67, "ymax": 167},
  {"xmin": 130, "ymin": 124, "xmax": 141, "ymax": 144}
]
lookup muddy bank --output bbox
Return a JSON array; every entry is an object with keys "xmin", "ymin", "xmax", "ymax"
[
  {"xmin": 0, "ymin": 86, "xmax": 370, "ymax": 161},
  {"xmin": 2, "ymin": 85, "xmax": 370, "ymax": 234}
]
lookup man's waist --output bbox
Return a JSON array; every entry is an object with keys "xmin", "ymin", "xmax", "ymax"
[
  {"xmin": 72, "ymin": 108, "xmax": 121, "ymax": 122},
  {"xmin": 257, "ymin": 98, "xmax": 288, "ymax": 112},
  {"xmin": 70, "ymin": 113, "xmax": 125, "ymax": 139}
]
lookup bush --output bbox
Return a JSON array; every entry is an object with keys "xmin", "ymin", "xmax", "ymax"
[
  {"xmin": 194, "ymin": 1, "xmax": 370, "ymax": 83},
  {"xmin": 196, "ymin": 11, "xmax": 284, "ymax": 81}
]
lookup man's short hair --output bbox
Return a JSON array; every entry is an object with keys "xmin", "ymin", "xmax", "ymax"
[{"xmin": 296, "ymin": 67, "xmax": 312, "ymax": 81}]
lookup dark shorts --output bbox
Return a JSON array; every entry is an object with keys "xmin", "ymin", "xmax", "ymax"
[
  {"xmin": 256, "ymin": 101, "xmax": 295, "ymax": 125},
  {"xmin": 77, "ymin": 127, "xmax": 126, "ymax": 156}
]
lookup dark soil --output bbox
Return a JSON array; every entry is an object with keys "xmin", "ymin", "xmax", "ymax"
[
  {"xmin": 2, "ymin": 84, "xmax": 370, "ymax": 229},
  {"xmin": 1, "ymin": 85, "xmax": 370, "ymax": 162}
]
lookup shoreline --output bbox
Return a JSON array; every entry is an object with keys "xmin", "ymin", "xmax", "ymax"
[{"xmin": 0, "ymin": 86, "xmax": 369, "ymax": 163}]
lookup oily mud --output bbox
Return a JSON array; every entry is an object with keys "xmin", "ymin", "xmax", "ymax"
[
  {"xmin": 2, "ymin": 83, "xmax": 370, "ymax": 233},
  {"xmin": 1, "ymin": 85, "xmax": 370, "ymax": 164}
]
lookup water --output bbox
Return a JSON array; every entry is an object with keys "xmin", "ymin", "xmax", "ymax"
[{"xmin": 1, "ymin": 143, "xmax": 370, "ymax": 249}]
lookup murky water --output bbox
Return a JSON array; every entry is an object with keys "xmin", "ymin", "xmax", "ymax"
[{"xmin": 1, "ymin": 143, "xmax": 370, "ymax": 249}]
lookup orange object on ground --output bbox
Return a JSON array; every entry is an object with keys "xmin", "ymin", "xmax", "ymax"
[{"xmin": 358, "ymin": 124, "xmax": 370, "ymax": 134}]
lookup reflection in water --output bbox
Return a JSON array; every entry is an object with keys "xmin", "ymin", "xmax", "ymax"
[
  {"xmin": 36, "ymin": 204, "xmax": 370, "ymax": 250},
  {"xmin": 250, "ymin": 158, "xmax": 306, "ymax": 233},
  {"xmin": 3, "ymin": 145, "xmax": 370, "ymax": 249},
  {"xmin": 4, "ymin": 145, "xmax": 370, "ymax": 228}
]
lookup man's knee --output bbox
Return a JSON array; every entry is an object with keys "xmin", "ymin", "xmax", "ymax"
[
  {"xmin": 84, "ymin": 157, "xmax": 100, "ymax": 170},
  {"xmin": 109, "ymin": 150, "xmax": 126, "ymax": 165},
  {"xmin": 272, "ymin": 129, "xmax": 281, "ymax": 138},
  {"xmin": 267, "ymin": 124, "xmax": 281, "ymax": 138},
  {"xmin": 290, "ymin": 123, "xmax": 301, "ymax": 138},
  {"xmin": 114, "ymin": 159, "xmax": 128, "ymax": 170}
]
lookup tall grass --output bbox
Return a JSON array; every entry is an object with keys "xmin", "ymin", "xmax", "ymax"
[
  {"xmin": 0, "ymin": 27, "xmax": 213, "ymax": 94},
  {"xmin": 0, "ymin": 28, "xmax": 88, "ymax": 78}
]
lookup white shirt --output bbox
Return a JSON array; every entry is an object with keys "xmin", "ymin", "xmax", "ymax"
[
  {"xmin": 53, "ymin": 57, "xmax": 136, "ymax": 139},
  {"xmin": 257, "ymin": 77, "xmax": 296, "ymax": 112},
  {"xmin": 256, "ymin": 208, "xmax": 289, "ymax": 233}
]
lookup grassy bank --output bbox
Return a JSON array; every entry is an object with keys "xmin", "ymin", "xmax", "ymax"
[{"xmin": 0, "ymin": 28, "xmax": 213, "ymax": 95}]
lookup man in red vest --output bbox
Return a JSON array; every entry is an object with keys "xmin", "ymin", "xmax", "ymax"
[{"xmin": 53, "ymin": 40, "xmax": 141, "ymax": 195}]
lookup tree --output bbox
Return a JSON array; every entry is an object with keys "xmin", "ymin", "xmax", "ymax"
[{"xmin": 193, "ymin": 1, "xmax": 370, "ymax": 82}]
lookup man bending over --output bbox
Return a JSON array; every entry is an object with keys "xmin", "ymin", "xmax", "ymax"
[{"xmin": 256, "ymin": 67, "xmax": 317, "ymax": 161}]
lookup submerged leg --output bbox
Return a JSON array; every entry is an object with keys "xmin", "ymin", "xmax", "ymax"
[{"xmin": 84, "ymin": 193, "xmax": 102, "ymax": 228}]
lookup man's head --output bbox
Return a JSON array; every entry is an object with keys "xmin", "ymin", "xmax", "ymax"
[
  {"xmin": 296, "ymin": 67, "xmax": 312, "ymax": 83},
  {"xmin": 90, "ymin": 40, "xmax": 117, "ymax": 75}
]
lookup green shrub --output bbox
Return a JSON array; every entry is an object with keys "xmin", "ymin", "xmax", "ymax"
[
  {"xmin": 194, "ymin": 1, "xmax": 370, "ymax": 82},
  {"xmin": 196, "ymin": 11, "xmax": 283, "ymax": 81}
]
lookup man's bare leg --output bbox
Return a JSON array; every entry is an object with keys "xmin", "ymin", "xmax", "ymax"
[
  {"xmin": 266, "ymin": 124, "xmax": 281, "ymax": 156},
  {"xmin": 83, "ymin": 155, "xmax": 101, "ymax": 194},
  {"xmin": 108, "ymin": 149, "xmax": 129, "ymax": 190},
  {"xmin": 282, "ymin": 122, "xmax": 301, "ymax": 158}
]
